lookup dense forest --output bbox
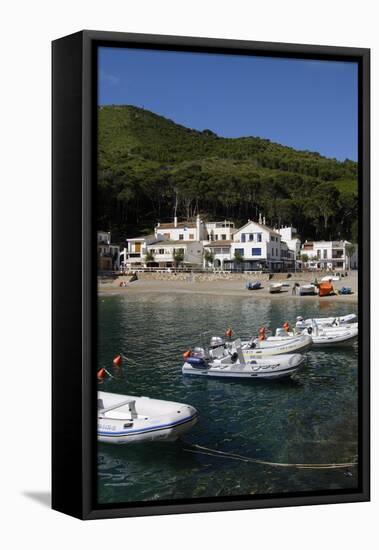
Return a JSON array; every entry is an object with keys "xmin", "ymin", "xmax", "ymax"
[{"xmin": 98, "ymin": 105, "xmax": 358, "ymax": 245}]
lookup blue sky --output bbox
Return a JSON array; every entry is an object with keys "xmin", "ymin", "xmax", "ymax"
[{"xmin": 98, "ymin": 47, "xmax": 358, "ymax": 161}]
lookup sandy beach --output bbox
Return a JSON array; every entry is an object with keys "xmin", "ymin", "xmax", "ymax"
[{"xmin": 98, "ymin": 271, "xmax": 358, "ymax": 304}]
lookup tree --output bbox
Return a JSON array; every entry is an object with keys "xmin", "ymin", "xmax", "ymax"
[
  {"xmin": 345, "ymin": 243, "xmax": 356, "ymax": 270},
  {"xmin": 310, "ymin": 183, "xmax": 340, "ymax": 232},
  {"xmin": 203, "ymin": 249, "xmax": 214, "ymax": 267},
  {"xmin": 172, "ymin": 248, "xmax": 184, "ymax": 267},
  {"xmin": 144, "ymin": 250, "xmax": 155, "ymax": 265},
  {"xmin": 300, "ymin": 253, "xmax": 309, "ymax": 265},
  {"xmin": 98, "ymin": 105, "xmax": 358, "ymax": 243}
]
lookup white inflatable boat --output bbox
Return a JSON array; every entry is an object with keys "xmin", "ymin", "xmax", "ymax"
[
  {"xmin": 304, "ymin": 324, "xmax": 358, "ymax": 347},
  {"xmin": 296, "ymin": 313, "xmax": 357, "ymax": 328},
  {"xmin": 98, "ymin": 391, "xmax": 198, "ymax": 444},
  {"xmin": 240, "ymin": 333, "xmax": 312, "ymax": 357},
  {"xmin": 269, "ymin": 283, "xmax": 282, "ymax": 294},
  {"xmin": 299, "ymin": 284, "xmax": 317, "ymax": 296},
  {"xmin": 183, "ymin": 348, "xmax": 304, "ymax": 380},
  {"xmin": 272, "ymin": 323, "xmax": 358, "ymax": 347}
]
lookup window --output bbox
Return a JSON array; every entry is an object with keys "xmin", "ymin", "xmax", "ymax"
[
  {"xmin": 317, "ymin": 250, "xmax": 321, "ymax": 259},
  {"xmin": 323, "ymin": 249, "xmax": 327, "ymax": 259},
  {"xmin": 249, "ymin": 234, "xmax": 254, "ymax": 241},
  {"xmin": 221, "ymin": 234, "xmax": 226, "ymax": 240},
  {"xmin": 256, "ymin": 233, "xmax": 262, "ymax": 242},
  {"xmin": 159, "ymin": 249, "xmax": 164, "ymax": 254},
  {"xmin": 271, "ymin": 236, "xmax": 275, "ymax": 241},
  {"xmin": 241, "ymin": 234, "xmax": 246, "ymax": 243},
  {"xmin": 252, "ymin": 248, "xmax": 261, "ymax": 256},
  {"xmin": 235, "ymin": 248, "xmax": 244, "ymax": 256},
  {"xmin": 189, "ymin": 234, "xmax": 194, "ymax": 239},
  {"xmin": 179, "ymin": 234, "xmax": 184, "ymax": 240}
]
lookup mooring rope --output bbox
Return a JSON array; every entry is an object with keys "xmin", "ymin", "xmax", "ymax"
[{"xmin": 183, "ymin": 443, "xmax": 356, "ymax": 470}]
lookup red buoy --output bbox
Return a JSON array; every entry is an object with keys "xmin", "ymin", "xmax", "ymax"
[
  {"xmin": 113, "ymin": 354, "xmax": 122, "ymax": 367},
  {"xmin": 97, "ymin": 368, "xmax": 106, "ymax": 380},
  {"xmin": 258, "ymin": 327, "xmax": 266, "ymax": 341}
]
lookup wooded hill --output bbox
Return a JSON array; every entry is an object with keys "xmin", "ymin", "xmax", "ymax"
[{"xmin": 98, "ymin": 105, "xmax": 358, "ymax": 244}]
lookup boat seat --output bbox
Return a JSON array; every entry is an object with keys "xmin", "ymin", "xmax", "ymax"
[
  {"xmin": 102, "ymin": 409, "xmax": 133, "ymax": 420},
  {"xmin": 210, "ymin": 346, "xmax": 225, "ymax": 359},
  {"xmin": 99, "ymin": 398, "xmax": 137, "ymax": 419}
]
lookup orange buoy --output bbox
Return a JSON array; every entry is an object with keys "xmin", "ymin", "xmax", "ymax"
[
  {"xmin": 225, "ymin": 327, "xmax": 233, "ymax": 338},
  {"xmin": 97, "ymin": 368, "xmax": 106, "ymax": 380},
  {"xmin": 113, "ymin": 354, "xmax": 122, "ymax": 367},
  {"xmin": 183, "ymin": 350, "xmax": 191, "ymax": 360},
  {"xmin": 258, "ymin": 327, "xmax": 266, "ymax": 341}
]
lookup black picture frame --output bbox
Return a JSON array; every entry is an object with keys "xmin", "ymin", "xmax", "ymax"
[{"xmin": 52, "ymin": 30, "xmax": 370, "ymax": 520}]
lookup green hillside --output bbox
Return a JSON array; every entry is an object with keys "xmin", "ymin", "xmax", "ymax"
[{"xmin": 98, "ymin": 105, "xmax": 358, "ymax": 244}]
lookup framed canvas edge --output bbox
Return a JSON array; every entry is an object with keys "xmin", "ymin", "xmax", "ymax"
[{"xmin": 53, "ymin": 30, "xmax": 370, "ymax": 520}]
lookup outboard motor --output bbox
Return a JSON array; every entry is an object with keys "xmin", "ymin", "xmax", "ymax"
[
  {"xmin": 192, "ymin": 347, "xmax": 206, "ymax": 358},
  {"xmin": 210, "ymin": 336, "xmax": 225, "ymax": 348}
]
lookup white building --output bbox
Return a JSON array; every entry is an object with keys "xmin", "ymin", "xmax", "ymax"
[
  {"xmin": 97, "ymin": 231, "xmax": 120, "ymax": 271},
  {"xmin": 300, "ymin": 240, "xmax": 358, "ymax": 271},
  {"xmin": 155, "ymin": 215, "xmax": 206, "ymax": 242},
  {"xmin": 146, "ymin": 240, "xmax": 203, "ymax": 267},
  {"xmin": 123, "ymin": 215, "xmax": 302, "ymax": 272},
  {"xmin": 122, "ymin": 216, "xmax": 208, "ymax": 269},
  {"xmin": 205, "ymin": 240, "xmax": 232, "ymax": 269},
  {"xmin": 124, "ymin": 215, "xmax": 237, "ymax": 269},
  {"xmin": 279, "ymin": 226, "xmax": 301, "ymax": 258},
  {"xmin": 121, "ymin": 234, "xmax": 164, "ymax": 268},
  {"xmin": 205, "ymin": 220, "xmax": 235, "ymax": 242},
  {"xmin": 227, "ymin": 219, "xmax": 286, "ymax": 271},
  {"xmin": 98, "ymin": 230, "xmax": 111, "ymax": 245}
]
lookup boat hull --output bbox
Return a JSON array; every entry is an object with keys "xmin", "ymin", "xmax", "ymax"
[
  {"xmin": 182, "ymin": 354, "xmax": 304, "ymax": 380},
  {"xmin": 302, "ymin": 314, "xmax": 357, "ymax": 327},
  {"xmin": 310, "ymin": 330, "xmax": 358, "ymax": 347},
  {"xmin": 241, "ymin": 334, "xmax": 312, "ymax": 357},
  {"xmin": 299, "ymin": 285, "xmax": 317, "ymax": 296},
  {"xmin": 98, "ymin": 392, "xmax": 198, "ymax": 444},
  {"xmin": 269, "ymin": 285, "xmax": 282, "ymax": 294}
]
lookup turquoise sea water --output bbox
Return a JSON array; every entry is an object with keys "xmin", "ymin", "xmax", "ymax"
[{"xmin": 97, "ymin": 293, "xmax": 358, "ymax": 504}]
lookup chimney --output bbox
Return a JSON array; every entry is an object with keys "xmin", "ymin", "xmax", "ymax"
[
  {"xmin": 174, "ymin": 216, "xmax": 177, "ymax": 228},
  {"xmin": 258, "ymin": 212, "xmax": 262, "ymax": 224},
  {"xmin": 196, "ymin": 214, "xmax": 201, "ymax": 239},
  {"xmin": 263, "ymin": 216, "xmax": 266, "ymax": 225}
]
